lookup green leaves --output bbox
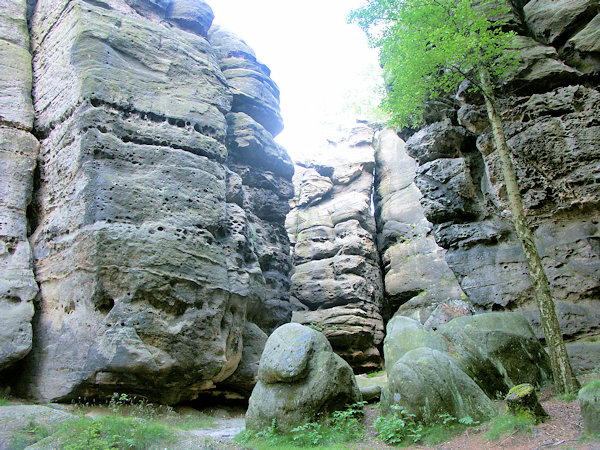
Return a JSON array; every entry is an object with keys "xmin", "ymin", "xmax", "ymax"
[{"xmin": 349, "ymin": 0, "xmax": 518, "ymax": 127}]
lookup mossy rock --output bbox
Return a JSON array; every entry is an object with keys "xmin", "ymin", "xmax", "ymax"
[
  {"xmin": 438, "ymin": 312, "xmax": 552, "ymax": 398},
  {"xmin": 386, "ymin": 347, "xmax": 497, "ymax": 423},
  {"xmin": 506, "ymin": 383, "xmax": 548, "ymax": 423},
  {"xmin": 383, "ymin": 315, "xmax": 448, "ymax": 373},
  {"xmin": 579, "ymin": 380, "xmax": 600, "ymax": 436},
  {"xmin": 246, "ymin": 324, "xmax": 361, "ymax": 432}
]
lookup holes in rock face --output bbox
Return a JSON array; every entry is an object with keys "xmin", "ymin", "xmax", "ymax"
[
  {"xmin": 90, "ymin": 98, "xmax": 102, "ymax": 108},
  {"xmin": 97, "ymin": 297, "xmax": 115, "ymax": 314},
  {"xmin": 157, "ymin": 226, "xmax": 164, "ymax": 231},
  {"xmin": 5, "ymin": 295, "xmax": 21, "ymax": 304}
]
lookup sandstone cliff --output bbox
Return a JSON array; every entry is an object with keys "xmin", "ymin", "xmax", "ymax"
[
  {"xmin": 399, "ymin": 0, "xmax": 600, "ymax": 371},
  {"xmin": 1, "ymin": 0, "xmax": 293, "ymax": 404},
  {"xmin": 286, "ymin": 123, "xmax": 384, "ymax": 372}
]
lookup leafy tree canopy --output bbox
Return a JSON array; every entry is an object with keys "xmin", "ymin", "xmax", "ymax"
[{"xmin": 348, "ymin": 0, "xmax": 519, "ymax": 127}]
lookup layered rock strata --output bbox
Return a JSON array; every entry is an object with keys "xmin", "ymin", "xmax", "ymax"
[
  {"xmin": 401, "ymin": 1, "xmax": 599, "ymax": 369},
  {"xmin": 374, "ymin": 128, "xmax": 470, "ymax": 326},
  {"xmin": 0, "ymin": 0, "xmax": 39, "ymax": 371},
  {"xmin": 286, "ymin": 124, "xmax": 384, "ymax": 372},
  {"xmin": 10, "ymin": 0, "xmax": 293, "ymax": 403}
]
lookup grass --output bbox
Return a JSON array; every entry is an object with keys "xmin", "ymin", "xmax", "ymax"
[
  {"xmin": 9, "ymin": 420, "xmax": 52, "ymax": 449},
  {"xmin": 485, "ymin": 410, "xmax": 537, "ymax": 441},
  {"xmin": 237, "ymin": 402, "xmax": 365, "ymax": 448},
  {"xmin": 366, "ymin": 370, "xmax": 385, "ymax": 378},
  {"xmin": 556, "ymin": 391, "xmax": 578, "ymax": 402},
  {"xmin": 0, "ymin": 398, "xmax": 10, "ymax": 406},
  {"xmin": 50, "ymin": 415, "xmax": 176, "ymax": 449}
]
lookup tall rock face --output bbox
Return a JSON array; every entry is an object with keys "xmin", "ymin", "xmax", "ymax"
[
  {"xmin": 0, "ymin": 0, "xmax": 39, "ymax": 371},
  {"xmin": 398, "ymin": 0, "xmax": 600, "ymax": 370},
  {"xmin": 373, "ymin": 128, "xmax": 470, "ymax": 327},
  {"xmin": 6, "ymin": 0, "xmax": 293, "ymax": 403},
  {"xmin": 286, "ymin": 124, "xmax": 384, "ymax": 372}
]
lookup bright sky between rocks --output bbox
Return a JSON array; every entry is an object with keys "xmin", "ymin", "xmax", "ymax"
[{"xmin": 208, "ymin": 0, "xmax": 382, "ymax": 163}]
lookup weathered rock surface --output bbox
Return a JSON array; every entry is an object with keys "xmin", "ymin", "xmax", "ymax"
[
  {"xmin": 287, "ymin": 123, "xmax": 384, "ymax": 372},
  {"xmin": 396, "ymin": 0, "xmax": 600, "ymax": 366},
  {"xmin": 0, "ymin": 405, "xmax": 75, "ymax": 449},
  {"xmin": 374, "ymin": 128, "xmax": 470, "ymax": 323},
  {"xmin": 9, "ymin": 0, "xmax": 292, "ymax": 403},
  {"xmin": 0, "ymin": 0, "xmax": 38, "ymax": 372},
  {"xmin": 384, "ymin": 347, "xmax": 497, "ymax": 423},
  {"xmin": 439, "ymin": 313, "xmax": 553, "ymax": 398},
  {"xmin": 382, "ymin": 315, "xmax": 448, "ymax": 373},
  {"xmin": 246, "ymin": 323, "xmax": 361, "ymax": 432}
]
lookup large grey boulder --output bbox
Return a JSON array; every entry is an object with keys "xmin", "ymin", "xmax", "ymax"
[
  {"xmin": 246, "ymin": 323, "xmax": 361, "ymax": 432},
  {"xmin": 287, "ymin": 124, "xmax": 385, "ymax": 372},
  {"xmin": 385, "ymin": 348, "xmax": 497, "ymax": 423},
  {"xmin": 383, "ymin": 315, "xmax": 448, "ymax": 373},
  {"xmin": 438, "ymin": 312, "xmax": 553, "ymax": 398}
]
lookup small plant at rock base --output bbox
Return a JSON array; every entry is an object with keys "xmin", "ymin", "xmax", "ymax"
[
  {"xmin": 486, "ymin": 410, "xmax": 536, "ymax": 441},
  {"xmin": 374, "ymin": 405, "xmax": 423, "ymax": 444},
  {"xmin": 375, "ymin": 406, "xmax": 480, "ymax": 446},
  {"xmin": 0, "ymin": 398, "xmax": 10, "ymax": 406},
  {"xmin": 236, "ymin": 403, "xmax": 365, "ymax": 448}
]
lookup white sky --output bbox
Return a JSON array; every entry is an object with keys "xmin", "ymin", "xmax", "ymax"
[{"xmin": 207, "ymin": 0, "xmax": 382, "ymax": 163}]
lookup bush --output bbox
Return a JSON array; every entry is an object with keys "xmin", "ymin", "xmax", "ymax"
[
  {"xmin": 374, "ymin": 406, "xmax": 480, "ymax": 445},
  {"xmin": 237, "ymin": 402, "xmax": 365, "ymax": 448}
]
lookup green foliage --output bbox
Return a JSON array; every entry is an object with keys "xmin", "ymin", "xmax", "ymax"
[
  {"xmin": 236, "ymin": 402, "xmax": 365, "ymax": 448},
  {"xmin": 54, "ymin": 416, "xmax": 175, "ymax": 449},
  {"xmin": 349, "ymin": 0, "xmax": 519, "ymax": 127},
  {"xmin": 374, "ymin": 406, "xmax": 424, "ymax": 444},
  {"xmin": 374, "ymin": 406, "xmax": 480, "ymax": 445},
  {"xmin": 0, "ymin": 398, "xmax": 10, "ymax": 406},
  {"xmin": 308, "ymin": 322, "xmax": 326, "ymax": 333},
  {"xmin": 367, "ymin": 369, "xmax": 385, "ymax": 378},
  {"xmin": 485, "ymin": 410, "xmax": 536, "ymax": 441}
]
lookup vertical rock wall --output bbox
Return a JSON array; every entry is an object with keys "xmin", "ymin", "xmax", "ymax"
[
  {"xmin": 0, "ymin": 0, "xmax": 39, "ymax": 371},
  {"xmin": 397, "ymin": 0, "xmax": 600, "ymax": 372},
  {"xmin": 373, "ymin": 129, "xmax": 471, "ymax": 328},
  {"xmin": 4, "ymin": 0, "xmax": 293, "ymax": 403},
  {"xmin": 286, "ymin": 124, "xmax": 384, "ymax": 372}
]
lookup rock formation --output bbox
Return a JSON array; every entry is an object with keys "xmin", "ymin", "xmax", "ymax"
[
  {"xmin": 397, "ymin": 1, "xmax": 599, "ymax": 370},
  {"xmin": 0, "ymin": 0, "xmax": 39, "ymax": 371},
  {"xmin": 246, "ymin": 323, "xmax": 361, "ymax": 432},
  {"xmin": 374, "ymin": 128, "xmax": 471, "ymax": 326},
  {"xmin": 286, "ymin": 123, "xmax": 384, "ymax": 372},
  {"xmin": 2, "ymin": 0, "xmax": 293, "ymax": 404}
]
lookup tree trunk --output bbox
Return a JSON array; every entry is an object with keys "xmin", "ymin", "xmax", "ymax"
[{"xmin": 479, "ymin": 68, "xmax": 579, "ymax": 394}]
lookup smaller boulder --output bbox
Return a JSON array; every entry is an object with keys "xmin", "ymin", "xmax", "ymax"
[
  {"xmin": 579, "ymin": 381, "xmax": 600, "ymax": 436},
  {"xmin": 246, "ymin": 323, "xmax": 361, "ymax": 432},
  {"xmin": 386, "ymin": 347, "xmax": 497, "ymax": 423},
  {"xmin": 383, "ymin": 315, "xmax": 448, "ymax": 373}
]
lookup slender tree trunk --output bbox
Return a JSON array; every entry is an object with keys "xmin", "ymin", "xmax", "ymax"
[{"xmin": 479, "ymin": 68, "xmax": 579, "ymax": 394}]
